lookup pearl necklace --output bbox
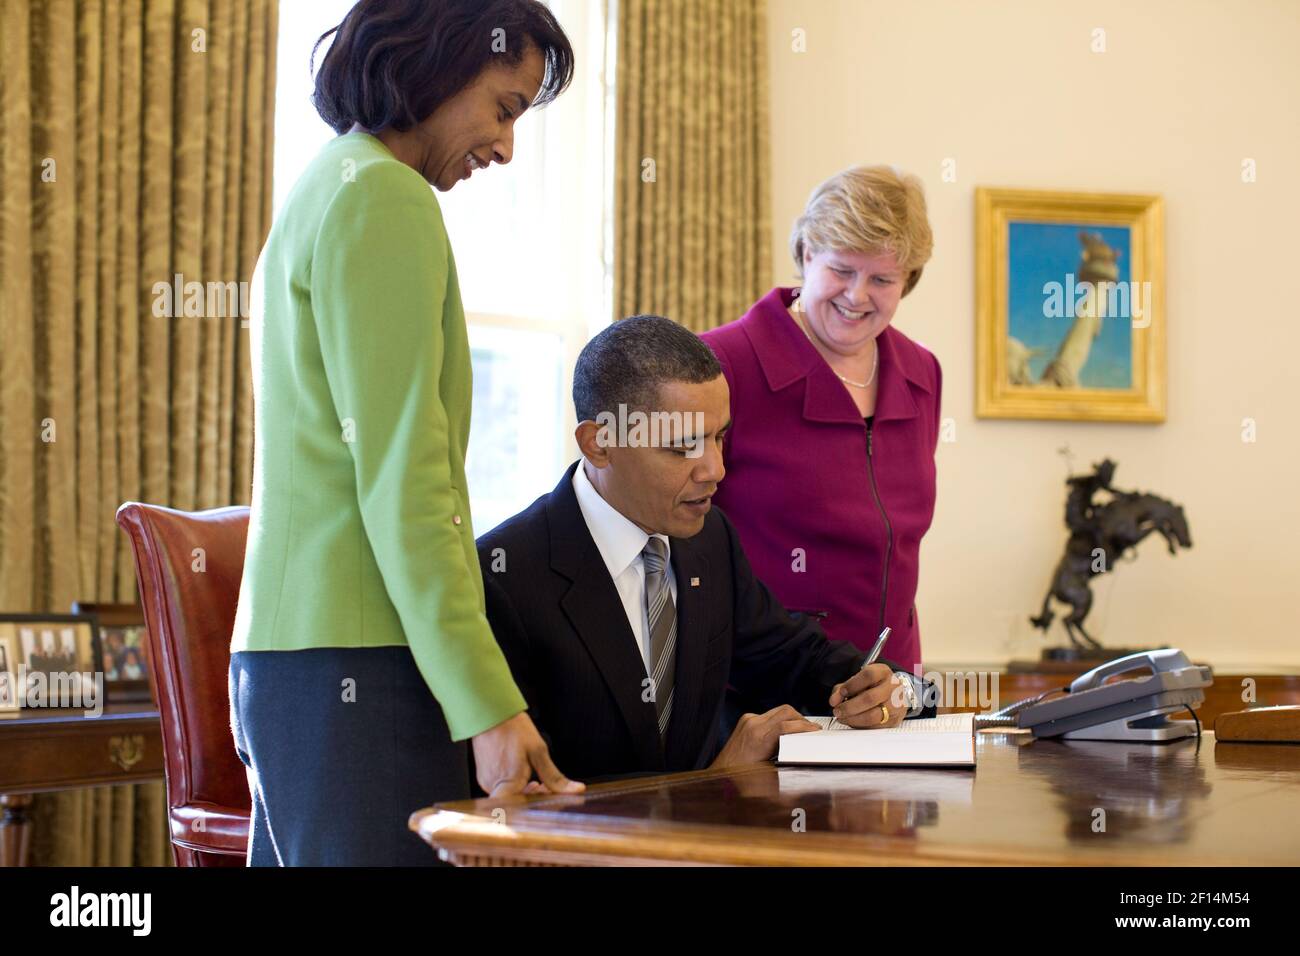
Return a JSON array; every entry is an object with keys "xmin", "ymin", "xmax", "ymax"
[{"xmin": 792, "ymin": 292, "xmax": 879, "ymax": 389}]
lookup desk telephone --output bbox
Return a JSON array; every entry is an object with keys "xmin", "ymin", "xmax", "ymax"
[{"xmin": 977, "ymin": 649, "xmax": 1213, "ymax": 742}]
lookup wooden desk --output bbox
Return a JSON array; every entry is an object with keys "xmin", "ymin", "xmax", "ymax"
[
  {"xmin": 0, "ymin": 704, "xmax": 164, "ymax": 866},
  {"xmin": 411, "ymin": 730, "xmax": 1300, "ymax": 866}
]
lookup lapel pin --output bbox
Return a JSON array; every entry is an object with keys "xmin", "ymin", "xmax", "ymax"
[{"xmin": 690, "ymin": 577, "xmax": 700, "ymax": 587}]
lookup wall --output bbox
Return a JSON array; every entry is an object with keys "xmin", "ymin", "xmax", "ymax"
[{"xmin": 765, "ymin": 0, "xmax": 1300, "ymax": 669}]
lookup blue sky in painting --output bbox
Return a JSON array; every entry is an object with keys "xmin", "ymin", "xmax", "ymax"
[{"xmin": 1007, "ymin": 221, "xmax": 1134, "ymax": 389}]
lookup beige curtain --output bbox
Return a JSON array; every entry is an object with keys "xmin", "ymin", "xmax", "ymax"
[
  {"xmin": 0, "ymin": 0, "xmax": 278, "ymax": 866},
  {"xmin": 614, "ymin": 0, "xmax": 772, "ymax": 333}
]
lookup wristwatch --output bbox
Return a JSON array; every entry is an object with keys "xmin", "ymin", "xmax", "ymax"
[{"xmin": 894, "ymin": 670, "xmax": 921, "ymax": 717}]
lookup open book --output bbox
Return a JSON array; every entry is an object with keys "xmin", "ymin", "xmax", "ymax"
[{"xmin": 776, "ymin": 712, "xmax": 976, "ymax": 767}]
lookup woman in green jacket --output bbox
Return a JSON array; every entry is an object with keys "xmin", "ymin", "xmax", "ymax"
[{"xmin": 229, "ymin": 0, "xmax": 582, "ymax": 866}]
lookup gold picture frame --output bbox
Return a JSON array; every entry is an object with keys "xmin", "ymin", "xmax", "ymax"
[
  {"xmin": 0, "ymin": 626, "xmax": 19, "ymax": 714},
  {"xmin": 975, "ymin": 187, "xmax": 1165, "ymax": 422}
]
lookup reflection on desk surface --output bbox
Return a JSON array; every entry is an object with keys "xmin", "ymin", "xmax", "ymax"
[
  {"xmin": 497, "ymin": 732, "xmax": 1300, "ymax": 864},
  {"xmin": 1015, "ymin": 735, "xmax": 1211, "ymax": 845},
  {"xmin": 776, "ymin": 767, "xmax": 974, "ymax": 803}
]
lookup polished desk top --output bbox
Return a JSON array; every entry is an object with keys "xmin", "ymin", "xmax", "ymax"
[
  {"xmin": 0, "ymin": 702, "xmax": 158, "ymax": 728},
  {"xmin": 412, "ymin": 730, "xmax": 1300, "ymax": 866}
]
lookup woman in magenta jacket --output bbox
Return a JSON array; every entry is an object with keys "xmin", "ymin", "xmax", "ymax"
[{"xmin": 701, "ymin": 166, "xmax": 939, "ymax": 676}]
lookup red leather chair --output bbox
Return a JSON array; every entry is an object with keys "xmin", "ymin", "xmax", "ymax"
[{"xmin": 116, "ymin": 503, "xmax": 252, "ymax": 867}]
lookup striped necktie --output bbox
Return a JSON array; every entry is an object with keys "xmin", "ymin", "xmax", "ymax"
[{"xmin": 642, "ymin": 536, "xmax": 676, "ymax": 741}]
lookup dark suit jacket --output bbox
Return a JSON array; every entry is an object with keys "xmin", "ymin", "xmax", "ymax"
[{"xmin": 476, "ymin": 463, "xmax": 936, "ymax": 782}]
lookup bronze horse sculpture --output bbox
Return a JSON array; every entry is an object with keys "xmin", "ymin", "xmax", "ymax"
[{"xmin": 1030, "ymin": 459, "xmax": 1192, "ymax": 651}]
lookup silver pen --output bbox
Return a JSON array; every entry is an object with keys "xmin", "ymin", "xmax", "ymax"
[{"xmin": 862, "ymin": 625, "xmax": 892, "ymax": 670}]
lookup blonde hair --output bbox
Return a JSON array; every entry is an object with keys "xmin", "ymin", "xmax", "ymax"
[{"xmin": 789, "ymin": 166, "xmax": 934, "ymax": 297}]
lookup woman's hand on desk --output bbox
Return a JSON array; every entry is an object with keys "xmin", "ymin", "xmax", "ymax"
[
  {"xmin": 711, "ymin": 705, "xmax": 821, "ymax": 768},
  {"xmin": 471, "ymin": 712, "xmax": 586, "ymax": 798},
  {"xmin": 829, "ymin": 664, "xmax": 908, "ymax": 729}
]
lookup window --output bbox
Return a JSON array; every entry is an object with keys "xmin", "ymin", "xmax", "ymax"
[{"xmin": 272, "ymin": 0, "xmax": 613, "ymax": 533}]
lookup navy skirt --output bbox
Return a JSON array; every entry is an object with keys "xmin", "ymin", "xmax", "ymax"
[{"xmin": 229, "ymin": 645, "xmax": 468, "ymax": 866}]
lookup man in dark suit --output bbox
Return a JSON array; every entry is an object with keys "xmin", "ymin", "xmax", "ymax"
[{"xmin": 477, "ymin": 315, "xmax": 935, "ymax": 786}]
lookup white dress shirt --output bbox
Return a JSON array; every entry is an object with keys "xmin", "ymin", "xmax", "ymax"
[
  {"xmin": 572, "ymin": 462, "xmax": 677, "ymax": 674},
  {"xmin": 571, "ymin": 463, "xmax": 925, "ymax": 718}
]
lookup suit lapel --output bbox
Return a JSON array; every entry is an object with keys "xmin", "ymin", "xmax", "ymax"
[
  {"xmin": 547, "ymin": 465, "xmax": 665, "ymax": 771},
  {"xmin": 663, "ymin": 531, "xmax": 712, "ymax": 768}
]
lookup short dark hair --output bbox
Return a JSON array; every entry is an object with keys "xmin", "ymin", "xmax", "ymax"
[
  {"xmin": 311, "ymin": 0, "xmax": 576, "ymax": 135},
  {"xmin": 573, "ymin": 315, "xmax": 723, "ymax": 422}
]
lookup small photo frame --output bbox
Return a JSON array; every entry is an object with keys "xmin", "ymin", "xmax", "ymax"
[
  {"xmin": 0, "ymin": 625, "xmax": 19, "ymax": 714},
  {"xmin": 2, "ymin": 613, "xmax": 102, "ymax": 711},
  {"xmin": 71, "ymin": 602, "xmax": 153, "ymax": 704},
  {"xmin": 976, "ymin": 187, "xmax": 1165, "ymax": 422}
]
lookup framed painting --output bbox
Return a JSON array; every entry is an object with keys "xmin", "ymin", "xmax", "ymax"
[{"xmin": 975, "ymin": 188, "xmax": 1165, "ymax": 422}]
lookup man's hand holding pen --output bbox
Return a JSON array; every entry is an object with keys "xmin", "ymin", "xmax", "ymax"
[
  {"xmin": 829, "ymin": 663, "xmax": 909, "ymax": 729},
  {"xmin": 826, "ymin": 625, "xmax": 910, "ymax": 729}
]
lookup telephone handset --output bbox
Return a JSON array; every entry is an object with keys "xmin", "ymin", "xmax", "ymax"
[{"xmin": 977, "ymin": 648, "xmax": 1213, "ymax": 742}]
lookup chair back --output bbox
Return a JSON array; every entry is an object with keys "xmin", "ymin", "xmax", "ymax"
[{"xmin": 116, "ymin": 502, "xmax": 252, "ymax": 866}]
